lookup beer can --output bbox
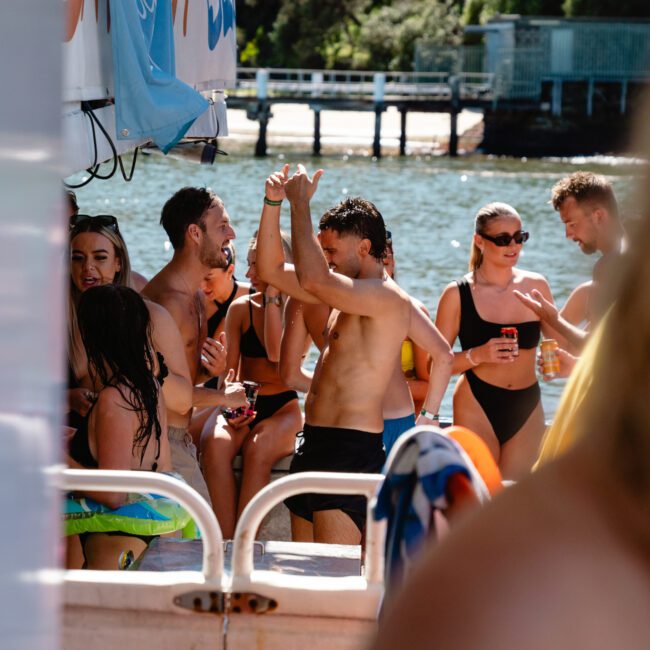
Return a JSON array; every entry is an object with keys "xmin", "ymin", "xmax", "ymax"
[
  {"xmin": 500, "ymin": 327, "xmax": 518, "ymax": 340},
  {"xmin": 500, "ymin": 327, "xmax": 518, "ymax": 356},
  {"xmin": 541, "ymin": 339, "xmax": 560, "ymax": 377}
]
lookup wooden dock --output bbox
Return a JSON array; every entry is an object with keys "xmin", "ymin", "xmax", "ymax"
[{"xmin": 225, "ymin": 68, "xmax": 496, "ymax": 157}]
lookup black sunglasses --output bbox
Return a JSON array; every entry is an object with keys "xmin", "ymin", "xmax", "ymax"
[
  {"xmin": 386, "ymin": 230, "xmax": 392, "ymax": 244},
  {"xmin": 69, "ymin": 214, "xmax": 120, "ymax": 233},
  {"xmin": 479, "ymin": 230, "xmax": 529, "ymax": 246}
]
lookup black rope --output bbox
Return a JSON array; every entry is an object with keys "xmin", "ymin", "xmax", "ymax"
[
  {"xmin": 117, "ymin": 147, "xmax": 138, "ymax": 182},
  {"xmin": 64, "ymin": 101, "xmax": 140, "ymax": 187}
]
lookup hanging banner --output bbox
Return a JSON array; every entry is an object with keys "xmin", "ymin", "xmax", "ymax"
[{"xmin": 63, "ymin": 0, "xmax": 237, "ymax": 102}]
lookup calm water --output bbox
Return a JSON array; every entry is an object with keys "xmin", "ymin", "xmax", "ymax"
[{"xmin": 71, "ymin": 152, "xmax": 640, "ymax": 418}]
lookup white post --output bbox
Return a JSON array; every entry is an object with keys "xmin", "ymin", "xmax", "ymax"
[
  {"xmin": 373, "ymin": 72, "xmax": 386, "ymax": 103},
  {"xmin": 0, "ymin": 2, "xmax": 63, "ymax": 649},
  {"xmin": 256, "ymin": 68, "xmax": 269, "ymax": 100},
  {"xmin": 311, "ymin": 71, "xmax": 324, "ymax": 97}
]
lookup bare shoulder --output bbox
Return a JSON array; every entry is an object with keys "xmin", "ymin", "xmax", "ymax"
[
  {"xmin": 144, "ymin": 298, "xmax": 172, "ymax": 322},
  {"xmin": 568, "ymin": 280, "xmax": 593, "ymax": 297},
  {"xmin": 131, "ymin": 270, "xmax": 149, "ymax": 292},
  {"xmin": 94, "ymin": 385, "xmax": 133, "ymax": 415},
  {"xmin": 514, "ymin": 269, "xmax": 548, "ymax": 287},
  {"xmin": 437, "ymin": 280, "xmax": 462, "ymax": 307},
  {"xmin": 230, "ymin": 293, "xmax": 255, "ymax": 310},
  {"xmin": 409, "ymin": 295, "xmax": 431, "ymax": 317}
]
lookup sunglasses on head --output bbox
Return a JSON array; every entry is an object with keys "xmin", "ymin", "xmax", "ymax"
[
  {"xmin": 479, "ymin": 230, "xmax": 529, "ymax": 246},
  {"xmin": 69, "ymin": 214, "xmax": 120, "ymax": 233}
]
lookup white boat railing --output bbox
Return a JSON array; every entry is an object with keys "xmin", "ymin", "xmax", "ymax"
[
  {"xmin": 60, "ymin": 468, "xmax": 223, "ymax": 580},
  {"xmin": 232, "ymin": 471, "xmax": 385, "ymax": 584}
]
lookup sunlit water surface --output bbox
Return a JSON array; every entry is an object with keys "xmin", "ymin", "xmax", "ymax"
[{"xmin": 71, "ymin": 151, "xmax": 641, "ymax": 418}]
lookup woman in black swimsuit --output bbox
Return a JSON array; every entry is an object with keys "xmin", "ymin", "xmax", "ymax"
[
  {"xmin": 201, "ymin": 233, "xmax": 302, "ymax": 538},
  {"xmin": 71, "ymin": 285, "xmax": 172, "ymax": 569},
  {"xmin": 201, "ymin": 243, "xmax": 253, "ymax": 341},
  {"xmin": 435, "ymin": 202, "xmax": 559, "ymax": 479}
]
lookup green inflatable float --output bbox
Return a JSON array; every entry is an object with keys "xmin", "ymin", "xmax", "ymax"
[{"xmin": 63, "ymin": 490, "xmax": 197, "ymax": 539}]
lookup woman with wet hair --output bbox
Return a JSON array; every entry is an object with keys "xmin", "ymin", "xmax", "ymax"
[
  {"xmin": 73, "ymin": 284, "xmax": 171, "ymax": 569},
  {"xmin": 435, "ymin": 202, "xmax": 558, "ymax": 479}
]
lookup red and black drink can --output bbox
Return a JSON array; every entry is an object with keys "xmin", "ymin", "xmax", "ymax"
[
  {"xmin": 223, "ymin": 380, "xmax": 261, "ymax": 420},
  {"xmin": 500, "ymin": 326, "xmax": 519, "ymax": 356}
]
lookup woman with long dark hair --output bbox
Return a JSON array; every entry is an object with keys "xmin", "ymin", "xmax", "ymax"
[{"xmin": 74, "ymin": 284, "xmax": 171, "ymax": 569}]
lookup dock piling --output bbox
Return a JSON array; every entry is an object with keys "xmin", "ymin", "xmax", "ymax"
[
  {"xmin": 449, "ymin": 75, "xmax": 460, "ymax": 157},
  {"xmin": 312, "ymin": 106, "xmax": 321, "ymax": 156},
  {"xmin": 373, "ymin": 108, "xmax": 382, "ymax": 158},
  {"xmin": 255, "ymin": 102, "xmax": 270, "ymax": 157},
  {"xmin": 399, "ymin": 108, "xmax": 407, "ymax": 156}
]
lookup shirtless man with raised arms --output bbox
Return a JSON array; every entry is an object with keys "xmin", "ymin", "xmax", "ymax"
[
  {"xmin": 259, "ymin": 165, "xmax": 452, "ymax": 544},
  {"xmin": 143, "ymin": 187, "xmax": 247, "ymax": 504}
]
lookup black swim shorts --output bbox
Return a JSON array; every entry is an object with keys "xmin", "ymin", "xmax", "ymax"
[{"xmin": 284, "ymin": 423, "xmax": 385, "ymax": 533}]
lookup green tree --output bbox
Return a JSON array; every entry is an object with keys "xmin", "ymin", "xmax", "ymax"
[
  {"xmin": 321, "ymin": 0, "xmax": 464, "ymax": 70},
  {"xmin": 267, "ymin": 0, "xmax": 369, "ymax": 68},
  {"xmin": 349, "ymin": 0, "xmax": 464, "ymax": 70}
]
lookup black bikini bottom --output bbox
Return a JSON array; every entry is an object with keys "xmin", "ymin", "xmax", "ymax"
[
  {"xmin": 465, "ymin": 369, "xmax": 541, "ymax": 445},
  {"xmin": 250, "ymin": 390, "xmax": 298, "ymax": 428}
]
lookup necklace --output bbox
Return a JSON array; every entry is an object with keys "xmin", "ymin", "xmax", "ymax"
[{"xmin": 476, "ymin": 268, "xmax": 514, "ymax": 293}]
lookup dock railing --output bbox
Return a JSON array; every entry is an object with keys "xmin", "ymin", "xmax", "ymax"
[{"xmin": 230, "ymin": 67, "xmax": 495, "ymax": 102}]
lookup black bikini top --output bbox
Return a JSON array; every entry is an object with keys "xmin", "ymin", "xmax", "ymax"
[
  {"xmin": 207, "ymin": 281, "xmax": 238, "ymax": 335},
  {"xmin": 456, "ymin": 277, "xmax": 540, "ymax": 350},
  {"xmin": 207, "ymin": 281, "xmax": 255, "ymax": 335},
  {"xmin": 240, "ymin": 297, "xmax": 267, "ymax": 359}
]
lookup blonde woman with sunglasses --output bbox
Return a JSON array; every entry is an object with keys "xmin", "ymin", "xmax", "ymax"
[{"xmin": 435, "ymin": 202, "xmax": 559, "ymax": 480}]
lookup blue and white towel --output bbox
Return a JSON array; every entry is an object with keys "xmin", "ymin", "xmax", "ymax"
[
  {"xmin": 373, "ymin": 425, "xmax": 490, "ymax": 593},
  {"xmin": 110, "ymin": 1, "xmax": 209, "ymax": 152}
]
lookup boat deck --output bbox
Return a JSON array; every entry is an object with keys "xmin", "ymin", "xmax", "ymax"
[{"xmin": 133, "ymin": 537, "xmax": 362, "ymax": 577}]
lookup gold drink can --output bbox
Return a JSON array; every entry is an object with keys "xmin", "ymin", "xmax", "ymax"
[{"xmin": 541, "ymin": 339, "xmax": 560, "ymax": 377}]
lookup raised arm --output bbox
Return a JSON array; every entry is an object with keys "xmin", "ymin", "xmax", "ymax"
[
  {"xmin": 406, "ymin": 300, "xmax": 453, "ymax": 423},
  {"xmin": 256, "ymin": 164, "xmax": 320, "ymax": 304},
  {"xmin": 263, "ymin": 287, "xmax": 284, "ymax": 363},
  {"xmin": 279, "ymin": 297, "xmax": 314, "ymax": 393},
  {"xmin": 286, "ymin": 164, "xmax": 401, "ymax": 317}
]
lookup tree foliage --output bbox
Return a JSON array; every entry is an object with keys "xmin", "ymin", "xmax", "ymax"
[
  {"xmin": 351, "ymin": 0, "xmax": 464, "ymax": 70},
  {"xmin": 237, "ymin": 0, "xmax": 650, "ymax": 69}
]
